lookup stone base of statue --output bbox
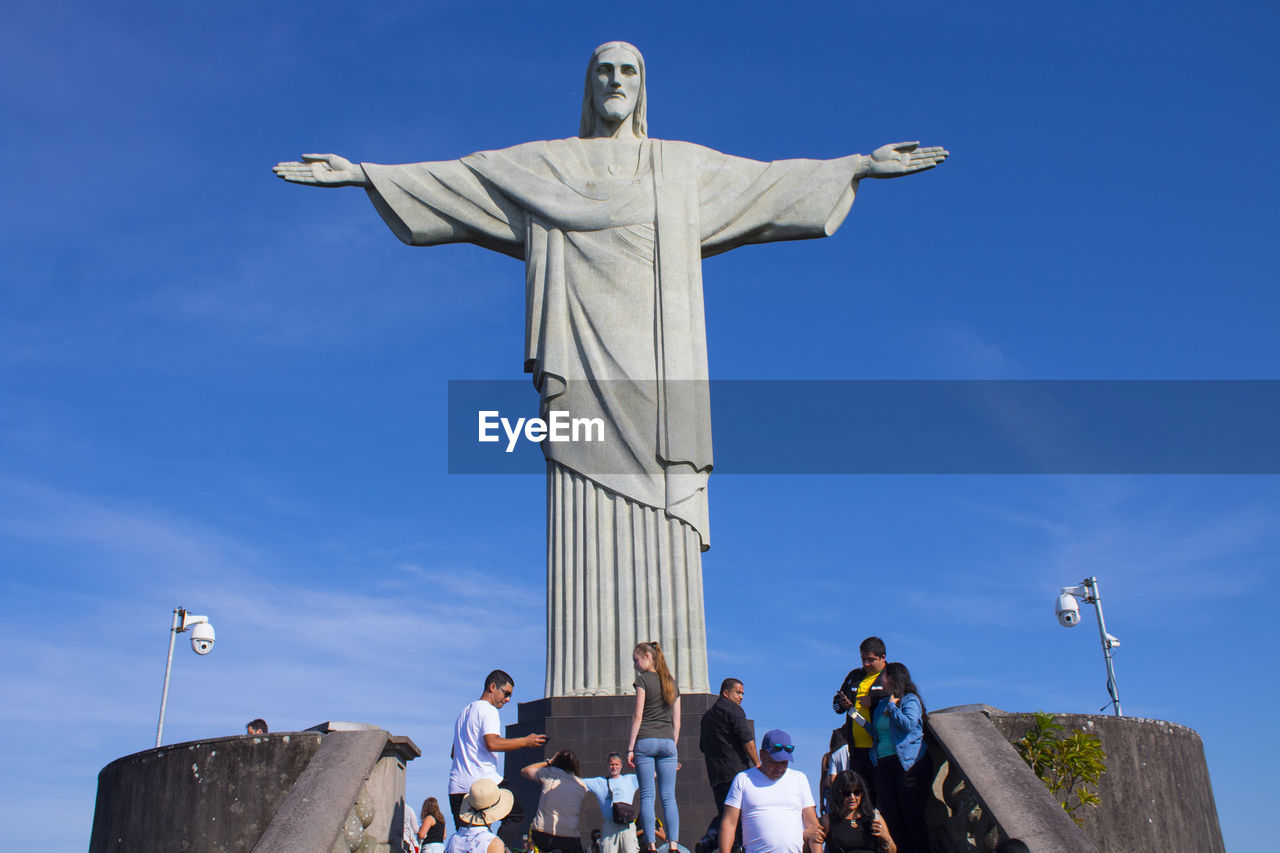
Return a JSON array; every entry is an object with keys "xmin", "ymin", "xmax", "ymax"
[{"xmin": 499, "ymin": 694, "xmax": 731, "ymax": 852}]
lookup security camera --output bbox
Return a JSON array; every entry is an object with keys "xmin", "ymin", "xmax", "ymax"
[
  {"xmin": 190, "ymin": 621, "xmax": 216, "ymax": 655},
  {"xmin": 1055, "ymin": 592, "xmax": 1081, "ymax": 627}
]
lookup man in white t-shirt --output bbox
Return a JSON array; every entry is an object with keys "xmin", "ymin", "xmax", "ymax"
[
  {"xmin": 719, "ymin": 729, "xmax": 823, "ymax": 853},
  {"xmin": 449, "ymin": 669, "xmax": 547, "ymax": 830}
]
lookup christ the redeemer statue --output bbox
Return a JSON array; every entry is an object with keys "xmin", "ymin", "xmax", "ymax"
[{"xmin": 275, "ymin": 41, "xmax": 947, "ymax": 698}]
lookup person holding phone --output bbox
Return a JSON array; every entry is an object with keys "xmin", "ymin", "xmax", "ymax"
[
  {"xmin": 868, "ymin": 664, "xmax": 930, "ymax": 853},
  {"xmin": 523, "ymin": 750, "xmax": 590, "ymax": 853},
  {"xmin": 831, "ymin": 638, "xmax": 888, "ymax": 802}
]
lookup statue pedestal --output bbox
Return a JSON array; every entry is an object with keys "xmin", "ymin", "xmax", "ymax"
[{"xmin": 500, "ymin": 694, "xmax": 725, "ymax": 851}]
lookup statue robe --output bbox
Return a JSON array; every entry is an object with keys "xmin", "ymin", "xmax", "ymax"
[{"xmin": 364, "ymin": 138, "xmax": 861, "ymax": 695}]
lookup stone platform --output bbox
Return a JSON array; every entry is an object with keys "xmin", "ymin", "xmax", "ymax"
[{"xmin": 500, "ymin": 693, "xmax": 736, "ymax": 850}]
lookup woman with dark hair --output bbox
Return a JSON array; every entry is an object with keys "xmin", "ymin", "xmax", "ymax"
[
  {"xmin": 869, "ymin": 663, "xmax": 930, "ymax": 853},
  {"xmin": 523, "ymin": 750, "xmax": 589, "ymax": 853},
  {"xmin": 817, "ymin": 771, "xmax": 895, "ymax": 853},
  {"xmin": 418, "ymin": 796, "xmax": 448, "ymax": 853},
  {"xmin": 628, "ymin": 641, "xmax": 681, "ymax": 853}
]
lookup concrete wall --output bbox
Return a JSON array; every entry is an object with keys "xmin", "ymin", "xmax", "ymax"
[
  {"xmin": 89, "ymin": 725, "xmax": 420, "ymax": 853},
  {"xmin": 988, "ymin": 711, "xmax": 1225, "ymax": 853},
  {"xmin": 88, "ymin": 709, "xmax": 1220, "ymax": 853},
  {"xmin": 926, "ymin": 707, "xmax": 1097, "ymax": 852},
  {"xmin": 89, "ymin": 732, "xmax": 324, "ymax": 852}
]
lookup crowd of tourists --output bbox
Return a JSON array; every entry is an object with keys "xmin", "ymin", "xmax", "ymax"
[{"xmin": 409, "ymin": 637, "xmax": 940, "ymax": 853}]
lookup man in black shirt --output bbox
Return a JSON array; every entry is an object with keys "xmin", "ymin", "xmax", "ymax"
[
  {"xmin": 831, "ymin": 636, "xmax": 888, "ymax": 802},
  {"xmin": 696, "ymin": 678, "xmax": 759, "ymax": 853}
]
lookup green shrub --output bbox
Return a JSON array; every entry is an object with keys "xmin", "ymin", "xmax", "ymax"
[{"xmin": 1015, "ymin": 711, "xmax": 1107, "ymax": 824}]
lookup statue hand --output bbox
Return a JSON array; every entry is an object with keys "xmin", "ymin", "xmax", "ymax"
[
  {"xmin": 272, "ymin": 153, "xmax": 366, "ymax": 187},
  {"xmin": 864, "ymin": 141, "xmax": 948, "ymax": 178}
]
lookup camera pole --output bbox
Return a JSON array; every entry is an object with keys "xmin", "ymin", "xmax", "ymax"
[
  {"xmin": 155, "ymin": 607, "xmax": 185, "ymax": 747},
  {"xmin": 1082, "ymin": 578, "xmax": 1122, "ymax": 717}
]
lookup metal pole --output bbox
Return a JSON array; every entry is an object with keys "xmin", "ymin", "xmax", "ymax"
[
  {"xmin": 155, "ymin": 607, "xmax": 183, "ymax": 747},
  {"xmin": 1084, "ymin": 578, "xmax": 1122, "ymax": 716}
]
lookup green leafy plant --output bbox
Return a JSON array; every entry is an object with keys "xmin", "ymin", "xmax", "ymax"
[{"xmin": 1015, "ymin": 711, "xmax": 1107, "ymax": 824}]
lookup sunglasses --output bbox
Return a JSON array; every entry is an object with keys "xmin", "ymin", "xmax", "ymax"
[
  {"xmin": 767, "ymin": 743, "xmax": 795, "ymax": 754},
  {"xmin": 501, "ymin": 689, "xmax": 513, "ymax": 698}
]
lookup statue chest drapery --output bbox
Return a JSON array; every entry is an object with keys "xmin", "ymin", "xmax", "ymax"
[{"xmin": 363, "ymin": 138, "xmax": 863, "ymax": 548}]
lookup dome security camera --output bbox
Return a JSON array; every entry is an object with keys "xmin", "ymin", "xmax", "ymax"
[
  {"xmin": 1049, "ymin": 577, "xmax": 1123, "ymax": 716},
  {"xmin": 1055, "ymin": 592, "xmax": 1081, "ymax": 627},
  {"xmin": 190, "ymin": 621, "xmax": 216, "ymax": 655}
]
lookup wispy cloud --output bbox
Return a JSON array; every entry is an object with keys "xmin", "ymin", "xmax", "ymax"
[
  {"xmin": 0, "ymin": 477, "xmax": 546, "ymax": 851},
  {"xmin": 915, "ymin": 322, "xmax": 1018, "ymax": 379},
  {"xmin": 0, "ymin": 477, "xmax": 260, "ymax": 582}
]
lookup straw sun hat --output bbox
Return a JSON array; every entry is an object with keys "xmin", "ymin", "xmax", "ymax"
[{"xmin": 459, "ymin": 778, "xmax": 515, "ymax": 826}]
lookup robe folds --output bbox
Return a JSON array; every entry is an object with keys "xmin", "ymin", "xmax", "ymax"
[{"xmin": 364, "ymin": 138, "xmax": 861, "ymax": 695}]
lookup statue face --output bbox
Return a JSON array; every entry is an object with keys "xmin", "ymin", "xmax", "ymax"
[{"xmin": 591, "ymin": 45, "xmax": 641, "ymax": 125}]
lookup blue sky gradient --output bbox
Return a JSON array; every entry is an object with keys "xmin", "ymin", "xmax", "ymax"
[{"xmin": 2, "ymin": 2, "xmax": 1277, "ymax": 850}]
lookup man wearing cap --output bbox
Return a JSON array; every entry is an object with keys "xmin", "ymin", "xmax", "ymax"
[
  {"xmin": 449, "ymin": 669, "xmax": 548, "ymax": 830},
  {"xmin": 447, "ymin": 779, "xmax": 514, "ymax": 853},
  {"xmin": 719, "ymin": 730, "xmax": 823, "ymax": 853}
]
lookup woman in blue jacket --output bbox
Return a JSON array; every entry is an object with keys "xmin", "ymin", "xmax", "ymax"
[{"xmin": 870, "ymin": 663, "xmax": 931, "ymax": 853}]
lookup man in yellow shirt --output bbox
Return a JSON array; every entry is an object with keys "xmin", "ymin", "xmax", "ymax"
[{"xmin": 830, "ymin": 637, "xmax": 888, "ymax": 800}]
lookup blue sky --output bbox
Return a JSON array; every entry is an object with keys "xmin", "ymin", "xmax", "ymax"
[{"xmin": 2, "ymin": 1, "xmax": 1277, "ymax": 850}]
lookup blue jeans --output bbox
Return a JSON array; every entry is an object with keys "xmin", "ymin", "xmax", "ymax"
[{"xmin": 634, "ymin": 737, "xmax": 679, "ymax": 848}]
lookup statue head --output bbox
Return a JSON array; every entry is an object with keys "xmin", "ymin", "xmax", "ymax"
[{"xmin": 579, "ymin": 41, "xmax": 647, "ymax": 139}]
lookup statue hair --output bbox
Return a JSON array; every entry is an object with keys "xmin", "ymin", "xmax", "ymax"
[{"xmin": 579, "ymin": 41, "xmax": 647, "ymax": 139}]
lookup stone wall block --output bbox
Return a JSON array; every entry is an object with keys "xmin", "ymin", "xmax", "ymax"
[
  {"xmin": 356, "ymin": 783, "xmax": 376, "ymax": 827},
  {"xmin": 87, "ymin": 724, "xmax": 420, "ymax": 853},
  {"xmin": 986, "ymin": 711, "xmax": 1225, "ymax": 853},
  {"xmin": 341, "ymin": 808, "xmax": 364, "ymax": 849}
]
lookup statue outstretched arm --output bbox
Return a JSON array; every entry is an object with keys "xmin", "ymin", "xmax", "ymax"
[
  {"xmin": 272, "ymin": 153, "xmax": 368, "ymax": 187},
  {"xmin": 855, "ymin": 141, "xmax": 949, "ymax": 179}
]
